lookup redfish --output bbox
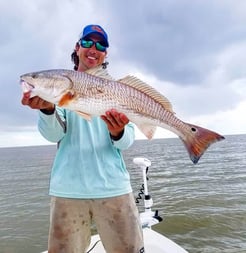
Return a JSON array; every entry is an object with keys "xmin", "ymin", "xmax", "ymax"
[{"xmin": 20, "ymin": 66, "xmax": 224, "ymax": 164}]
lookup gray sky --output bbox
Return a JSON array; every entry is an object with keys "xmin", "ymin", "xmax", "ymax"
[{"xmin": 1, "ymin": 0, "xmax": 246, "ymax": 147}]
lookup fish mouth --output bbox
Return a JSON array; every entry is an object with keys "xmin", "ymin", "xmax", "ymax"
[{"xmin": 20, "ymin": 80, "xmax": 34, "ymax": 93}]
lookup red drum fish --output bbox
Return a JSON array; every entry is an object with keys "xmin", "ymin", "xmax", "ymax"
[{"xmin": 20, "ymin": 66, "xmax": 224, "ymax": 164}]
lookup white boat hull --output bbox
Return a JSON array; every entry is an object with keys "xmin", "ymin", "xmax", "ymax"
[{"xmin": 41, "ymin": 227, "xmax": 188, "ymax": 253}]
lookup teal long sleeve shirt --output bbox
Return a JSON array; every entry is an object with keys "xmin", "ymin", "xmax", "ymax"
[{"xmin": 38, "ymin": 107, "xmax": 135, "ymax": 199}]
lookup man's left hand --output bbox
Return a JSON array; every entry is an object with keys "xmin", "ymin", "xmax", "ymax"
[{"xmin": 101, "ymin": 109, "xmax": 129, "ymax": 140}]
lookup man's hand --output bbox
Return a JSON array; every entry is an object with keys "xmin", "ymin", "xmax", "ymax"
[
  {"xmin": 21, "ymin": 91, "xmax": 55, "ymax": 112},
  {"xmin": 101, "ymin": 109, "xmax": 129, "ymax": 140}
]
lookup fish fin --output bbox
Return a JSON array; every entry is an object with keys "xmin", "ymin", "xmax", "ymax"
[
  {"xmin": 59, "ymin": 91, "xmax": 92, "ymax": 120},
  {"xmin": 180, "ymin": 123, "xmax": 225, "ymax": 164},
  {"xmin": 118, "ymin": 76, "xmax": 174, "ymax": 113},
  {"xmin": 75, "ymin": 111, "xmax": 92, "ymax": 121},
  {"xmin": 58, "ymin": 91, "xmax": 75, "ymax": 106},
  {"xmin": 85, "ymin": 66, "xmax": 114, "ymax": 80},
  {"xmin": 137, "ymin": 124, "xmax": 157, "ymax": 139}
]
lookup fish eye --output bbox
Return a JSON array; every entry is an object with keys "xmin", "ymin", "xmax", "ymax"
[{"xmin": 31, "ymin": 74, "xmax": 38, "ymax": 79}]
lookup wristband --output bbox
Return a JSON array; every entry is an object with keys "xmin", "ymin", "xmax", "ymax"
[
  {"xmin": 110, "ymin": 130, "xmax": 124, "ymax": 141},
  {"xmin": 40, "ymin": 107, "xmax": 55, "ymax": 115}
]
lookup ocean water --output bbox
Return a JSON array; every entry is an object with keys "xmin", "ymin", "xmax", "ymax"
[{"xmin": 0, "ymin": 134, "xmax": 245, "ymax": 253}]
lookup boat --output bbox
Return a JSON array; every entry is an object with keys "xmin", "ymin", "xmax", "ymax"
[{"xmin": 41, "ymin": 157, "xmax": 188, "ymax": 253}]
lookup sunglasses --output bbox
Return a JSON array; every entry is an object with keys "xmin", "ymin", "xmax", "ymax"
[{"xmin": 80, "ymin": 39, "xmax": 107, "ymax": 52}]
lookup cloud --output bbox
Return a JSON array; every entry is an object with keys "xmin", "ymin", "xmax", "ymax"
[
  {"xmin": 0, "ymin": 0, "xmax": 245, "ymax": 147},
  {"xmin": 101, "ymin": 0, "xmax": 246, "ymax": 83}
]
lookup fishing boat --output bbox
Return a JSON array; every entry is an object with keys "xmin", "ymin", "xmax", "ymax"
[{"xmin": 41, "ymin": 157, "xmax": 188, "ymax": 253}]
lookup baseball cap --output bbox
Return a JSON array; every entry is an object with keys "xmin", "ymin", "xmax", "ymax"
[{"xmin": 81, "ymin": 24, "xmax": 109, "ymax": 47}]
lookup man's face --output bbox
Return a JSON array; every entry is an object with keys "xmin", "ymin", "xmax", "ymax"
[{"xmin": 76, "ymin": 34, "xmax": 107, "ymax": 71}]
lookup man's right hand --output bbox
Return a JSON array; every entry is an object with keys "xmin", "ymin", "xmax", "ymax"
[{"xmin": 21, "ymin": 91, "xmax": 55, "ymax": 112}]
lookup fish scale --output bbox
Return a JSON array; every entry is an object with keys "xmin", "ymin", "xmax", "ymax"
[{"xmin": 20, "ymin": 66, "xmax": 225, "ymax": 164}]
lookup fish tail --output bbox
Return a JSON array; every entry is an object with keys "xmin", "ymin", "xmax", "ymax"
[{"xmin": 180, "ymin": 123, "xmax": 225, "ymax": 164}]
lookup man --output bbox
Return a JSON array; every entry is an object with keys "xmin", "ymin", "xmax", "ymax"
[{"xmin": 22, "ymin": 24, "xmax": 144, "ymax": 253}]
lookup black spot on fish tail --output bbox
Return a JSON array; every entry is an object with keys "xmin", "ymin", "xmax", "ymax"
[{"xmin": 191, "ymin": 127, "xmax": 197, "ymax": 132}]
